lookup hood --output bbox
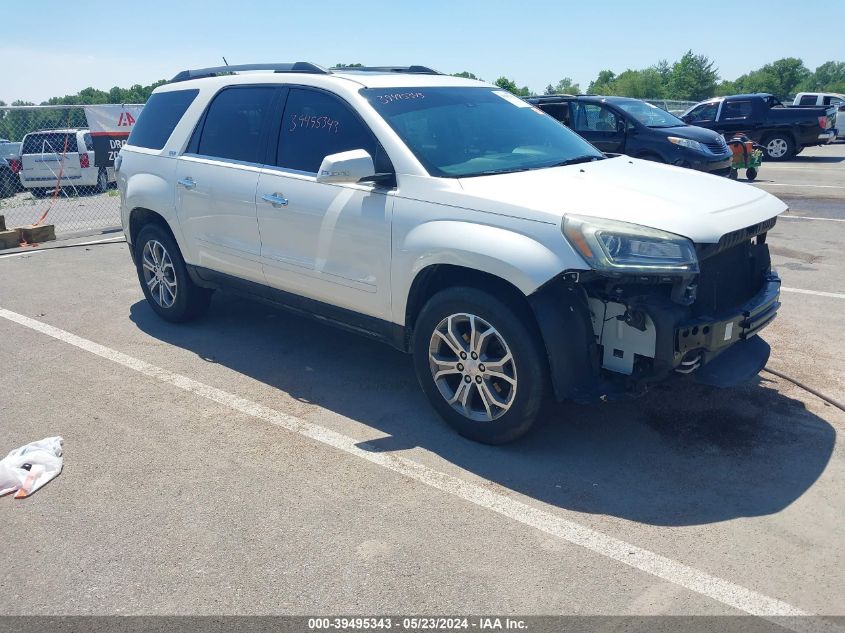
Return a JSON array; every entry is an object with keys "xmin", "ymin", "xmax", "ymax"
[
  {"xmin": 453, "ymin": 157, "xmax": 786, "ymax": 244},
  {"xmin": 650, "ymin": 124, "xmax": 724, "ymax": 144}
]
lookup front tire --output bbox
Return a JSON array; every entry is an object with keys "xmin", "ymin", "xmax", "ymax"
[
  {"xmin": 412, "ymin": 287, "xmax": 547, "ymax": 444},
  {"xmin": 134, "ymin": 223, "xmax": 212, "ymax": 323},
  {"xmin": 762, "ymin": 134, "xmax": 795, "ymax": 161},
  {"xmin": 746, "ymin": 167, "xmax": 758, "ymax": 181}
]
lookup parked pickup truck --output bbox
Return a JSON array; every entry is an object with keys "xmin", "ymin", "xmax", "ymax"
[
  {"xmin": 681, "ymin": 93, "xmax": 837, "ymax": 160},
  {"xmin": 793, "ymin": 92, "xmax": 845, "ymax": 140}
]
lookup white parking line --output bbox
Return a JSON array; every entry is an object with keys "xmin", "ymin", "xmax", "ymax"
[
  {"xmin": 759, "ymin": 183, "xmax": 845, "ymax": 189},
  {"xmin": 778, "ymin": 215, "xmax": 845, "ymax": 223},
  {"xmin": 0, "ymin": 236, "xmax": 125, "ymax": 259},
  {"xmin": 782, "ymin": 287, "xmax": 845, "ymax": 300},
  {"xmin": 0, "ymin": 306, "xmax": 820, "ymax": 626}
]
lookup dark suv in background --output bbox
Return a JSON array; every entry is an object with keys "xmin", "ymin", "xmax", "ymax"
[{"xmin": 529, "ymin": 95, "xmax": 733, "ymax": 175}]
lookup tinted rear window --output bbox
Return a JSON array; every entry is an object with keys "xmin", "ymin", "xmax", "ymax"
[
  {"xmin": 127, "ymin": 89, "xmax": 199, "ymax": 150},
  {"xmin": 196, "ymin": 86, "xmax": 276, "ymax": 163},
  {"xmin": 22, "ymin": 132, "xmax": 78, "ymax": 154}
]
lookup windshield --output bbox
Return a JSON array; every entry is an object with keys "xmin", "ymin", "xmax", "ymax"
[
  {"xmin": 615, "ymin": 101, "xmax": 684, "ymax": 128},
  {"xmin": 363, "ymin": 87, "xmax": 604, "ymax": 178}
]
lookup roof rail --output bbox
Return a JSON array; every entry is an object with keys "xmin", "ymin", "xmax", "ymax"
[
  {"xmin": 330, "ymin": 65, "xmax": 442, "ymax": 75},
  {"xmin": 170, "ymin": 62, "xmax": 328, "ymax": 83}
]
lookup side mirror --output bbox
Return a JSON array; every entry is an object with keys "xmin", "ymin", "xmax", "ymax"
[
  {"xmin": 316, "ymin": 149, "xmax": 376, "ymax": 184},
  {"xmin": 680, "ymin": 114, "xmax": 692, "ymax": 123},
  {"xmin": 616, "ymin": 118, "xmax": 627, "ymax": 133}
]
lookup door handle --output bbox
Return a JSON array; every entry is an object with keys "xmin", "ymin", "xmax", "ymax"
[
  {"xmin": 177, "ymin": 177, "xmax": 196, "ymax": 189},
  {"xmin": 261, "ymin": 192, "xmax": 289, "ymax": 207}
]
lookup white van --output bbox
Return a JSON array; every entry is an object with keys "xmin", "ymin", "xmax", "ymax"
[
  {"xmin": 793, "ymin": 92, "xmax": 845, "ymax": 140},
  {"xmin": 18, "ymin": 129, "xmax": 114, "ymax": 196}
]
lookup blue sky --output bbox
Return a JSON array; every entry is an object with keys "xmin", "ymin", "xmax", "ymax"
[{"xmin": 0, "ymin": 0, "xmax": 838, "ymax": 103}]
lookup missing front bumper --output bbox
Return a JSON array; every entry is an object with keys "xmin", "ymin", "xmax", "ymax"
[{"xmin": 672, "ymin": 271, "xmax": 780, "ymax": 374}]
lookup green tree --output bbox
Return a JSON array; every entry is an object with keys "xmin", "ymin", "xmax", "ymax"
[
  {"xmin": 805, "ymin": 61, "xmax": 845, "ymax": 93},
  {"xmin": 715, "ymin": 79, "xmax": 738, "ymax": 96},
  {"xmin": 766, "ymin": 58, "xmax": 811, "ymax": 98},
  {"xmin": 729, "ymin": 58, "xmax": 811, "ymax": 99},
  {"xmin": 612, "ymin": 68, "xmax": 664, "ymax": 98},
  {"xmin": 654, "ymin": 59, "xmax": 671, "ymax": 86},
  {"xmin": 452, "ymin": 71, "xmax": 479, "ymax": 80},
  {"xmin": 494, "ymin": 76, "xmax": 531, "ymax": 97},
  {"xmin": 587, "ymin": 70, "xmax": 616, "ymax": 94},
  {"xmin": 544, "ymin": 77, "xmax": 581, "ymax": 95},
  {"xmin": 667, "ymin": 51, "xmax": 719, "ymax": 100}
]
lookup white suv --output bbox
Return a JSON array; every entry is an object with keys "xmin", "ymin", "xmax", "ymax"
[
  {"xmin": 118, "ymin": 62, "xmax": 786, "ymax": 444},
  {"xmin": 19, "ymin": 128, "xmax": 113, "ymax": 195}
]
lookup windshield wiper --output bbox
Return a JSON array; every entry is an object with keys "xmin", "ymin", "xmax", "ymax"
[
  {"xmin": 547, "ymin": 155, "xmax": 604, "ymax": 167},
  {"xmin": 476, "ymin": 166, "xmax": 533, "ymax": 176}
]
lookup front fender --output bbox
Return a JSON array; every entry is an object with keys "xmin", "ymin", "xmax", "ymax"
[{"xmin": 394, "ymin": 219, "xmax": 576, "ymax": 324}]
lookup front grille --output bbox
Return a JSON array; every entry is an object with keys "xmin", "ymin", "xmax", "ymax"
[
  {"xmin": 704, "ymin": 137, "xmax": 728, "ymax": 153},
  {"xmin": 691, "ymin": 239, "xmax": 771, "ymax": 317}
]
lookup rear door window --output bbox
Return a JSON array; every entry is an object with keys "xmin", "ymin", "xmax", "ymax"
[
  {"xmin": 572, "ymin": 103, "xmax": 619, "ymax": 132},
  {"xmin": 22, "ymin": 132, "xmax": 79, "ymax": 154},
  {"xmin": 538, "ymin": 103, "xmax": 571, "ymax": 126},
  {"xmin": 128, "ymin": 89, "xmax": 199, "ymax": 150},
  {"xmin": 722, "ymin": 100, "xmax": 753, "ymax": 120},
  {"xmin": 276, "ymin": 88, "xmax": 385, "ymax": 173},
  {"xmin": 195, "ymin": 86, "xmax": 276, "ymax": 163}
]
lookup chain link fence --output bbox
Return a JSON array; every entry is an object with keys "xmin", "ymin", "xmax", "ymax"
[{"xmin": 0, "ymin": 105, "xmax": 136, "ymax": 236}]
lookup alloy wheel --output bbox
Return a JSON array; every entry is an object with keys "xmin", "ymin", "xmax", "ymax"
[
  {"xmin": 766, "ymin": 138, "xmax": 788, "ymax": 158},
  {"xmin": 428, "ymin": 313, "xmax": 517, "ymax": 422},
  {"xmin": 141, "ymin": 239, "xmax": 178, "ymax": 308}
]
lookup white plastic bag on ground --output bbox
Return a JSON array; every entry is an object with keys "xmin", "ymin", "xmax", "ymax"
[{"xmin": 0, "ymin": 436, "xmax": 63, "ymax": 499}]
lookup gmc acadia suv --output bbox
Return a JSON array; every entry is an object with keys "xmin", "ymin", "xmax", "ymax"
[{"xmin": 118, "ymin": 62, "xmax": 785, "ymax": 444}]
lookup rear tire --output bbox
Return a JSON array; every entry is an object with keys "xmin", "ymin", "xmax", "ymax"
[
  {"xmin": 746, "ymin": 167, "xmax": 758, "ymax": 181},
  {"xmin": 134, "ymin": 223, "xmax": 213, "ymax": 323},
  {"xmin": 729, "ymin": 168, "xmax": 738, "ymax": 180},
  {"xmin": 94, "ymin": 168, "xmax": 108, "ymax": 194},
  {"xmin": 412, "ymin": 287, "xmax": 548, "ymax": 444},
  {"xmin": 762, "ymin": 134, "xmax": 795, "ymax": 161},
  {"xmin": 0, "ymin": 170, "xmax": 15, "ymax": 198}
]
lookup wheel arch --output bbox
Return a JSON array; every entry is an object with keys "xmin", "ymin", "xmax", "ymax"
[
  {"xmin": 127, "ymin": 207, "xmax": 179, "ymax": 264},
  {"xmin": 761, "ymin": 128, "xmax": 798, "ymax": 147},
  {"xmin": 395, "ymin": 220, "xmax": 573, "ymax": 327},
  {"xmin": 405, "ymin": 264, "xmax": 535, "ymax": 340}
]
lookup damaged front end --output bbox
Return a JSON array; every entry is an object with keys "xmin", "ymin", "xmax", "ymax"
[{"xmin": 530, "ymin": 216, "xmax": 780, "ymax": 403}]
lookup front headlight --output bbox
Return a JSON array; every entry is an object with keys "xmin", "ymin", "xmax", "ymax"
[
  {"xmin": 668, "ymin": 136, "xmax": 706, "ymax": 152},
  {"xmin": 562, "ymin": 215, "xmax": 699, "ymax": 274}
]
